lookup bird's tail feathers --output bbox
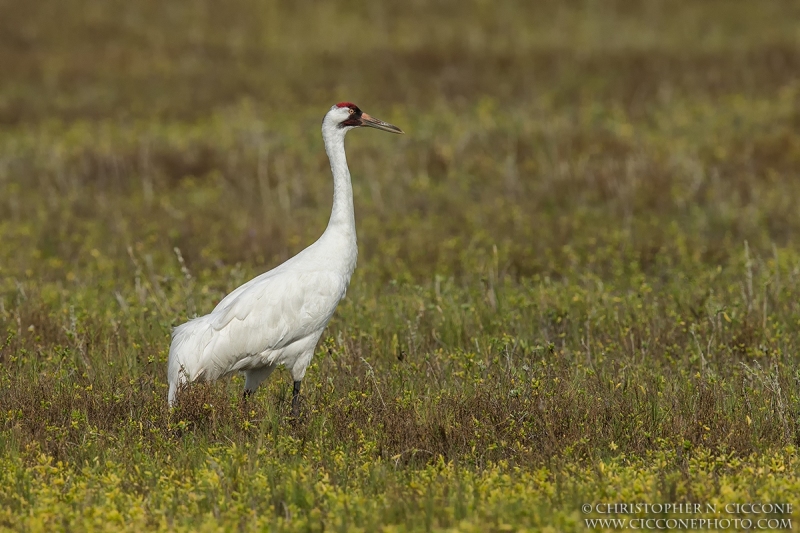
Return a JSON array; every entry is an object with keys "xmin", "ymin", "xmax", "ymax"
[{"xmin": 167, "ymin": 316, "xmax": 214, "ymax": 405}]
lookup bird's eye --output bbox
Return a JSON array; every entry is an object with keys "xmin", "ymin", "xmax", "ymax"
[{"xmin": 348, "ymin": 108, "xmax": 354, "ymax": 115}]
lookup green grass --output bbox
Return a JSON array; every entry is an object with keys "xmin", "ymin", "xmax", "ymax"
[{"xmin": 1, "ymin": 0, "xmax": 800, "ymax": 530}]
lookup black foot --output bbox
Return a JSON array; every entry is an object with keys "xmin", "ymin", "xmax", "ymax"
[
  {"xmin": 291, "ymin": 380, "xmax": 302, "ymax": 418},
  {"xmin": 240, "ymin": 389, "xmax": 254, "ymax": 414}
]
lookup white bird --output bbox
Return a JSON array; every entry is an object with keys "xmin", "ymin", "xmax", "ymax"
[{"xmin": 167, "ymin": 102, "xmax": 403, "ymax": 413}]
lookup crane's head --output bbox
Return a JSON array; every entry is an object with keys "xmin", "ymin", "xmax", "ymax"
[{"xmin": 326, "ymin": 102, "xmax": 403, "ymax": 134}]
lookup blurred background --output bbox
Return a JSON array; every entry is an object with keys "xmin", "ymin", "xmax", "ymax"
[
  {"xmin": 2, "ymin": 0, "xmax": 799, "ymax": 287},
  {"xmin": 2, "ymin": 0, "xmax": 799, "ymax": 120}
]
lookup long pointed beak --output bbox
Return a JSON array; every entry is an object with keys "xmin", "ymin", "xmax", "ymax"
[{"xmin": 360, "ymin": 113, "xmax": 403, "ymax": 134}]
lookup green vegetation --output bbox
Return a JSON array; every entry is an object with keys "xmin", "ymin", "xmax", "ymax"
[{"xmin": 2, "ymin": 0, "xmax": 800, "ymax": 530}]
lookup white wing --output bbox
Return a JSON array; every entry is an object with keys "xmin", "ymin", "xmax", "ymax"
[{"xmin": 186, "ymin": 267, "xmax": 346, "ymax": 380}]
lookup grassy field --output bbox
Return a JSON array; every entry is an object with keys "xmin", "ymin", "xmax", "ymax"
[{"xmin": 2, "ymin": 0, "xmax": 800, "ymax": 530}]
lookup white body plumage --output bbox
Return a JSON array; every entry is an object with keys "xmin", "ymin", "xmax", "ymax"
[{"xmin": 167, "ymin": 103, "xmax": 402, "ymax": 408}]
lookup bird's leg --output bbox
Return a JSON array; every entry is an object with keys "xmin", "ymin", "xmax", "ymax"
[
  {"xmin": 291, "ymin": 380, "xmax": 302, "ymax": 418},
  {"xmin": 239, "ymin": 389, "xmax": 252, "ymax": 416}
]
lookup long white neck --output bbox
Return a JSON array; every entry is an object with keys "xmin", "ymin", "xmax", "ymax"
[{"xmin": 322, "ymin": 126, "xmax": 356, "ymax": 238}]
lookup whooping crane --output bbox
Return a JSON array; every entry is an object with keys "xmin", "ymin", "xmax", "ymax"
[{"xmin": 167, "ymin": 103, "xmax": 403, "ymax": 415}]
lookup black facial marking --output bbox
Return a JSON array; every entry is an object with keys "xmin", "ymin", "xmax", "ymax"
[{"xmin": 339, "ymin": 105, "xmax": 363, "ymax": 128}]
